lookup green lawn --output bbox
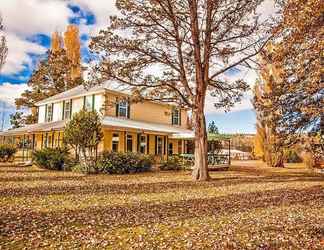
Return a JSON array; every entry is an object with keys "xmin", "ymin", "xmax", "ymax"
[{"xmin": 0, "ymin": 161, "xmax": 323, "ymax": 249}]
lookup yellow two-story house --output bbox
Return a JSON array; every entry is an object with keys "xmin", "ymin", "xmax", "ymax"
[{"xmin": 0, "ymin": 82, "xmax": 194, "ymax": 162}]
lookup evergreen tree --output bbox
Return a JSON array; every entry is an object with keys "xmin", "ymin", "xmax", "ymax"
[
  {"xmin": 9, "ymin": 112, "xmax": 25, "ymax": 129},
  {"xmin": 208, "ymin": 121, "xmax": 219, "ymax": 134}
]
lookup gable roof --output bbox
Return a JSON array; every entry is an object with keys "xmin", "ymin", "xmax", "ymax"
[{"xmin": 35, "ymin": 82, "xmax": 113, "ymax": 106}]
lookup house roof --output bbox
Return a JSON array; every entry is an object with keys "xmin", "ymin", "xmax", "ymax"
[
  {"xmin": 0, "ymin": 120, "xmax": 66, "ymax": 136},
  {"xmin": 34, "ymin": 81, "xmax": 189, "ymax": 111},
  {"xmin": 35, "ymin": 82, "xmax": 115, "ymax": 106},
  {"xmin": 102, "ymin": 116, "xmax": 193, "ymax": 137},
  {"xmin": 0, "ymin": 116, "xmax": 193, "ymax": 138}
]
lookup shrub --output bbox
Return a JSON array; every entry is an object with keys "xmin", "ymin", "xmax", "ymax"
[
  {"xmin": 33, "ymin": 147, "xmax": 70, "ymax": 170},
  {"xmin": 284, "ymin": 149, "xmax": 302, "ymax": 163},
  {"xmin": 0, "ymin": 144, "xmax": 17, "ymax": 162},
  {"xmin": 95, "ymin": 151, "xmax": 153, "ymax": 174},
  {"xmin": 160, "ymin": 156, "xmax": 188, "ymax": 171}
]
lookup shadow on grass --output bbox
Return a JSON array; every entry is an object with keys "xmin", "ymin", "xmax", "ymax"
[
  {"xmin": 0, "ymin": 172, "xmax": 323, "ymax": 198},
  {"xmin": 0, "ymin": 185, "xmax": 323, "ymax": 244}
]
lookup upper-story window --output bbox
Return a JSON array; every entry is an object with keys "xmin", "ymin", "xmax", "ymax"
[
  {"xmin": 117, "ymin": 100, "xmax": 129, "ymax": 118},
  {"xmin": 46, "ymin": 104, "xmax": 53, "ymax": 122},
  {"xmin": 172, "ymin": 108, "xmax": 181, "ymax": 125},
  {"xmin": 84, "ymin": 95, "xmax": 94, "ymax": 111},
  {"xmin": 63, "ymin": 100, "xmax": 72, "ymax": 120}
]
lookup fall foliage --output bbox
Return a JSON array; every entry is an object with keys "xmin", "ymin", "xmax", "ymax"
[
  {"xmin": 253, "ymin": 44, "xmax": 285, "ymax": 168},
  {"xmin": 90, "ymin": 0, "xmax": 271, "ymax": 180},
  {"xmin": 14, "ymin": 25, "xmax": 82, "ymax": 125},
  {"xmin": 254, "ymin": 0, "xmax": 323, "ymax": 167},
  {"xmin": 64, "ymin": 25, "xmax": 81, "ymax": 80},
  {"xmin": 0, "ymin": 163, "xmax": 323, "ymax": 248}
]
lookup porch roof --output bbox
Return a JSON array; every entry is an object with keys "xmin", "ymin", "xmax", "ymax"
[
  {"xmin": 0, "ymin": 120, "xmax": 66, "ymax": 136},
  {"xmin": 0, "ymin": 116, "xmax": 194, "ymax": 138},
  {"xmin": 102, "ymin": 116, "xmax": 194, "ymax": 137}
]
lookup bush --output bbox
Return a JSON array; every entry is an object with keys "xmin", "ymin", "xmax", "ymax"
[
  {"xmin": 160, "ymin": 156, "xmax": 188, "ymax": 171},
  {"xmin": 0, "ymin": 144, "xmax": 17, "ymax": 162},
  {"xmin": 284, "ymin": 149, "xmax": 302, "ymax": 163},
  {"xmin": 95, "ymin": 151, "xmax": 153, "ymax": 174},
  {"xmin": 33, "ymin": 147, "xmax": 70, "ymax": 170}
]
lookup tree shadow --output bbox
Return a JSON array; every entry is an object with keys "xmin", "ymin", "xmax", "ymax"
[
  {"xmin": 0, "ymin": 185, "xmax": 322, "ymax": 244},
  {"xmin": 0, "ymin": 173, "xmax": 323, "ymax": 198}
]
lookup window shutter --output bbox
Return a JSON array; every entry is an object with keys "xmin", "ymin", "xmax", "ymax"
[
  {"xmin": 155, "ymin": 136, "xmax": 157, "ymax": 155},
  {"xmin": 115, "ymin": 98, "xmax": 119, "ymax": 117},
  {"xmin": 45, "ymin": 104, "xmax": 48, "ymax": 122},
  {"xmin": 69, "ymin": 99, "xmax": 72, "ymax": 119},
  {"xmin": 171, "ymin": 108, "xmax": 174, "ymax": 125},
  {"xmin": 41, "ymin": 134, "xmax": 43, "ymax": 149},
  {"xmin": 83, "ymin": 96, "xmax": 86, "ymax": 110},
  {"xmin": 179, "ymin": 109, "xmax": 181, "ymax": 125},
  {"xmin": 51, "ymin": 103, "xmax": 54, "ymax": 121},
  {"xmin": 92, "ymin": 94, "xmax": 95, "ymax": 111},
  {"xmin": 127, "ymin": 101, "xmax": 130, "ymax": 119},
  {"xmin": 147, "ymin": 135, "xmax": 150, "ymax": 154},
  {"xmin": 163, "ymin": 136, "xmax": 166, "ymax": 155},
  {"xmin": 62, "ymin": 101, "xmax": 65, "ymax": 120},
  {"xmin": 137, "ymin": 133, "xmax": 140, "ymax": 152}
]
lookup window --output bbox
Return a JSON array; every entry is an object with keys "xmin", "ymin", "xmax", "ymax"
[
  {"xmin": 172, "ymin": 108, "xmax": 180, "ymax": 125},
  {"xmin": 127, "ymin": 134, "xmax": 133, "ymax": 152},
  {"xmin": 112, "ymin": 133, "xmax": 119, "ymax": 152},
  {"xmin": 84, "ymin": 95, "xmax": 94, "ymax": 111},
  {"xmin": 118, "ymin": 101, "xmax": 129, "ymax": 118},
  {"xmin": 139, "ymin": 135, "xmax": 146, "ymax": 154},
  {"xmin": 46, "ymin": 104, "xmax": 53, "ymax": 122},
  {"xmin": 157, "ymin": 136, "xmax": 163, "ymax": 155},
  {"xmin": 63, "ymin": 100, "xmax": 72, "ymax": 120},
  {"xmin": 168, "ymin": 143, "xmax": 173, "ymax": 155}
]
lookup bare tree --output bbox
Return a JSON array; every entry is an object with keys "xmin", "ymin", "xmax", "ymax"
[
  {"xmin": 90, "ymin": 0, "xmax": 271, "ymax": 180},
  {"xmin": 0, "ymin": 15, "xmax": 8, "ymax": 72}
]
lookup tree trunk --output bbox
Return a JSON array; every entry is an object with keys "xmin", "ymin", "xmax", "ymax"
[{"xmin": 192, "ymin": 109, "xmax": 210, "ymax": 181}]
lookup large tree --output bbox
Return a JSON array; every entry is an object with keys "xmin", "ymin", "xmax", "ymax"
[
  {"xmin": 15, "ymin": 25, "xmax": 82, "ymax": 124},
  {"xmin": 253, "ymin": 61, "xmax": 284, "ymax": 168},
  {"xmin": 265, "ymin": 0, "xmax": 323, "ymax": 163},
  {"xmin": 0, "ymin": 15, "xmax": 8, "ymax": 72},
  {"xmin": 15, "ymin": 49, "xmax": 81, "ymax": 123},
  {"xmin": 90, "ymin": 0, "xmax": 271, "ymax": 180}
]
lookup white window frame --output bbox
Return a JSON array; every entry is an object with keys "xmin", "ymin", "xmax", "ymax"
[
  {"xmin": 46, "ymin": 104, "xmax": 53, "ymax": 122},
  {"xmin": 64, "ymin": 100, "xmax": 71, "ymax": 120},
  {"xmin": 172, "ymin": 108, "xmax": 180, "ymax": 125},
  {"xmin": 118, "ymin": 101, "xmax": 128, "ymax": 118},
  {"xmin": 84, "ymin": 95, "xmax": 93, "ymax": 111}
]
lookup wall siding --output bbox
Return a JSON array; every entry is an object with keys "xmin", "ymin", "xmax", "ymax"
[
  {"xmin": 38, "ymin": 106, "xmax": 46, "ymax": 123},
  {"xmin": 53, "ymin": 102, "xmax": 63, "ymax": 122}
]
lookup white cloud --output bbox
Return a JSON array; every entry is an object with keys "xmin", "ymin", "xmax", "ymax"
[
  {"xmin": 205, "ymin": 67, "xmax": 258, "ymax": 115},
  {"xmin": 0, "ymin": 82, "xmax": 28, "ymax": 107},
  {"xmin": 1, "ymin": 0, "xmax": 72, "ymax": 37},
  {"xmin": 2, "ymin": 33, "xmax": 46, "ymax": 74},
  {"xmin": 72, "ymin": 0, "xmax": 118, "ymax": 35}
]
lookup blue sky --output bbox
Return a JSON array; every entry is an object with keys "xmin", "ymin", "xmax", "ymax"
[{"xmin": 0, "ymin": 0, "xmax": 269, "ymax": 133}]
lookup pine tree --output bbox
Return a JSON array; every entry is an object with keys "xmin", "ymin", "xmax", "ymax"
[
  {"xmin": 268, "ymin": 0, "xmax": 323, "ymax": 165},
  {"xmin": 208, "ymin": 121, "xmax": 219, "ymax": 134},
  {"xmin": 15, "ymin": 26, "xmax": 82, "ymax": 124}
]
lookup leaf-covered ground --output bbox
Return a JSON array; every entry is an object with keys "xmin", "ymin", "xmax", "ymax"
[{"xmin": 0, "ymin": 161, "xmax": 323, "ymax": 249}]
